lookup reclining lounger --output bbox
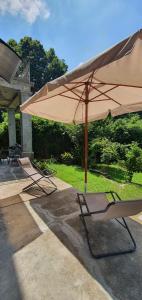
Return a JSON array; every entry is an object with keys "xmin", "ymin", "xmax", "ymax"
[
  {"xmin": 77, "ymin": 191, "xmax": 142, "ymax": 259},
  {"xmin": 19, "ymin": 157, "xmax": 57, "ymax": 196}
]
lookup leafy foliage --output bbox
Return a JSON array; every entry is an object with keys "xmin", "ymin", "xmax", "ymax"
[
  {"xmin": 125, "ymin": 142, "xmax": 142, "ymax": 182},
  {"xmin": 1, "ymin": 102, "xmax": 142, "ymax": 182},
  {"xmin": 0, "ymin": 114, "xmax": 8, "ymax": 149},
  {"xmin": 61, "ymin": 152, "xmax": 73, "ymax": 165},
  {"xmin": 101, "ymin": 143, "xmax": 118, "ymax": 164},
  {"xmin": 32, "ymin": 116, "xmax": 73, "ymax": 159},
  {"xmin": 90, "ymin": 138, "xmax": 108, "ymax": 164},
  {"xmin": 89, "ymin": 138, "xmax": 126, "ymax": 166}
]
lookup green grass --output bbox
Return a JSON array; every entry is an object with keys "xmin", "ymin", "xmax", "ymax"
[{"xmin": 47, "ymin": 163, "xmax": 142, "ymax": 200}]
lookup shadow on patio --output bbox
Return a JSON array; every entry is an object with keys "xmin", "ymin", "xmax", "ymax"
[
  {"xmin": 30, "ymin": 187, "xmax": 142, "ymax": 300},
  {"xmin": 0, "ymin": 161, "xmax": 26, "ymax": 182},
  {"xmin": 0, "ymin": 193, "xmax": 41, "ymax": 300}
]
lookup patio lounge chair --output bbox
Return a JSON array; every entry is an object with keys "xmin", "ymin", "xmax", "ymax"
[
  {"xmin": 18, "ymin": 157, "xmax": 57, "ymax": 196},
  {"xmin": 77, "ymin": 191, "xmax": 142, "ymax": 259}
]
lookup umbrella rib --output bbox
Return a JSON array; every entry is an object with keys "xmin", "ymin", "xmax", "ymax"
[
  {"xmin": 33, "ymin": 79, "xmax": 141, "ymax": 105},
  {"xmin": 88, "ymin": 71, "xmax": 95, "ymax": 94},
  {"xmin": 61, "ymin": 94, "xmax": 84, "ymax": 102},
  {"xmin": 60, "ymin": 82, "xmax": 84, "ymax": 94},
  {"xmin": 32, "ymin": 83, "xmax": 85, "ymax": 104},
  {"xmin": 72, "ymin": 84, "xmax": 87, "ymax": 123},
  {"xmin": 72, "ymin": 71, "xmax": 94, "ymax": 123},
  {"xmin": 66, "ymin": 81, "xmax": 87, "ymax": 84},
  {"xmin": 90, "ymin": 83, "xmax": 121, "ymax": 106},
  {"xmin": 63, "ymin": 84, "xmax": 85, "ymax": 101},
  {"xmin": 66, "ymin": 81, "xmax": 104, "ymax": 85},
  {"xmin": 92, "ymin": 79, "xmax": 142, "ymax": 89},
  {"xmin": 89, "ymin": 85, "xmax": 118, "ymax": 101},
  {"xmin": 90, "ymin": 99, "xmax": 115, "ymax": 102},
  {"xmin": 64, "ymin": 80, "xmax": 142, "ymax": 89}
]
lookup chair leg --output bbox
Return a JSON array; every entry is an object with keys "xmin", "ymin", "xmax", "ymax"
[
  {"xmin": 35, "ymin": 179, "xmax": 57, "ymax": 196},
  {"xmin": 23, "ymin": 181, "xmax": 36, "ymax": 191},
  {"xmin": 80, "ymin": 214, "xmax": 136, "ymax": 259},
  {"xmin": 23, "ymin": 178, "xmax": 57, "ymax": 196},
  {"xmin": 46, "ymin": 176, "xmax": 57, "ymax": 188}
]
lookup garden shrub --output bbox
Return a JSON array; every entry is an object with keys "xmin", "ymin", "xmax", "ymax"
[
  {"xmin": 0, "ymin": 113, "xmax": 21, "ymax": 151},
  {"xmin": 61, "ymin": 152, "xmax": 73, "ymax": 165},
  {"xmin": 33, "ymin": 159, "xmax": 47, "ymax": 170},
  {"xmin": 32, "ymin": 117, "xmax": 73, "ymax": 159},
  {"xmin": 89, "ymin": 138, "xmax": 108, "ymax": 165},
  {"xmin": 66, "ymin": 125, "xmax": 84, "ymax": 165},
  {"xmin": 0, "ymin": 116, "xmax": 8, "ymax": 150},
  {"xmin": 115, "ymin": 143, "xmax": 127, "ymax": 160},
  {"xmin": 1, "ymin": 111, "xmax": 142, "ymax": 179},
  {"xmin": 101, "ymin": 143, "xmax": 118, "ymax": 164},
  {"xmin": 125, "ymin": 142, "xmax": 142, "ymax": 182},
  {"xmin": 89, "ymin": 138, "xmax": 119, "ymax": 167}
]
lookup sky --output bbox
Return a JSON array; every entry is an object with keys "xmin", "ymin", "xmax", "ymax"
[{"xmin": 0, "ymin": 0, "xmax": 142, "ymax": 71}]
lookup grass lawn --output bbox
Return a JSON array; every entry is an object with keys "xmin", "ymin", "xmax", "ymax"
[{"xmin": 47, "ymin": 163, "xmax": 142, "ymax": 200}]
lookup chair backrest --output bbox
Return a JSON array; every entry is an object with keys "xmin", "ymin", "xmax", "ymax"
[
  {"xmin": 18, "ymin": 157, "xmax": 32, "ymax": 168},
  {"xmin": 18, "ymin": 157, "xmax": 37, "ymax": 176},
  {"xmin": 103, "ymin": 199, "xmax": 142, "ymax": 220}
]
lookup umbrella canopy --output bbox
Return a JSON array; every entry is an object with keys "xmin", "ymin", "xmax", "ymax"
[
  {"xmin": 21, "ymin": 28, "xmax": 142, "ymax": 191},
  {"xmin": 0, "ymin": 39, "xmax": 21, "ymax": 83}
]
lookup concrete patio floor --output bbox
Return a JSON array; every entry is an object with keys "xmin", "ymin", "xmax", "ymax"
[
  {"xmin": 0, "ymin": 160, "xmax": 25, "ymax": 181},
  {"xmin": 0, "ymin": 164, "xmax": 142, "ymax": 300}
]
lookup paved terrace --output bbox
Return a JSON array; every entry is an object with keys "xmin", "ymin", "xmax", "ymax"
[{"xmin": 0, "ymin": 163, "xmax": 142, "ymax": 300}]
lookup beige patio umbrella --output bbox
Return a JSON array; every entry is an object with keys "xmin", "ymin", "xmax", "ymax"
[{"xmin": 21, "ymin": 29, "xmax": 142, "ymax": 192}]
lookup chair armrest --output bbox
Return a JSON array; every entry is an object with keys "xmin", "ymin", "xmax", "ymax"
[
  {"xmin": 26, "ymin": 172, "xmax": 40, "ymax": 177},
  {"xmin": 83, "ymin": 202, "xmax": 115, "ymax": 216},
  {"xmin": 31, "ymin": 161, "xmax": 56, "ymax": 176},
  {"xmin": 43, "ymin": 168, "xmax": 56, "ymax": 176}
]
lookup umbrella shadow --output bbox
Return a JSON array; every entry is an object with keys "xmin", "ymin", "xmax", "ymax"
[
  {"xmin": 74, "ymin": 164, "xmax": 128, "ymax": 182},
  {"xmin": 30, "ymin": 187, "xmax": 142, "ymax": 300},
  {"xmin": 74, "ymin": 165, "xmax": 104, "ymax": 178},
  {"xmin": 93, "ymin": 165, "xmax": 127, "ymax": 183},
  {"xmin": 131, "ymin": 181, "xmax": 142, "ymax": 187}
]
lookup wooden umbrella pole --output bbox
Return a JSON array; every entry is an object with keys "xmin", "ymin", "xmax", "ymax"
[{"xmin": 84, "ymin": 82, "xmax": 89, "ymax": 193}]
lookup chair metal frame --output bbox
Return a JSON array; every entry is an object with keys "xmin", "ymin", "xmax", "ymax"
[
  {"xmin": 19, "ymin": 159, "xmax": 57, "ymax": 196},
  {"xmin": 77, "ymin": 191, "xmax": 136, "ymax": 259}
]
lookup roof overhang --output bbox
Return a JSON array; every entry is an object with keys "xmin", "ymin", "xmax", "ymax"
[{"xmin": 0, "ymin": 39, "xmax": 22, "ymax": 83}]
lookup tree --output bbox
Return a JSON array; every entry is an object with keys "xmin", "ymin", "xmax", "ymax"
[
  {"xmin": 8, "ymin": 37, "xmax": 68, "ymax": 91},
  {"xmin": 44, "ymin": 48, "xmax": 67, "ymax": 82}
]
